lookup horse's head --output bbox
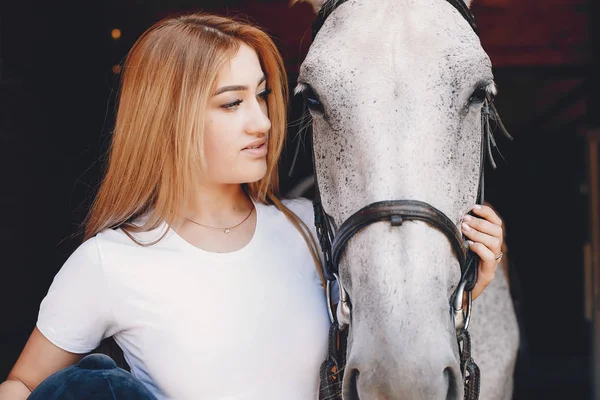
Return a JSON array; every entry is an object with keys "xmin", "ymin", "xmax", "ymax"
[{"xmin": 296, "ymin": 0, "xmax": 496, "ymax": 398}]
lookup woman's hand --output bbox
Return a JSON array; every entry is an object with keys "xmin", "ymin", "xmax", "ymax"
[{"xmin": 461, "ymin": 204, "xmax": 504, "ymax": 300}]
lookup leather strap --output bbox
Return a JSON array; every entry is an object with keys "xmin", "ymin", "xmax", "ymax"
[{"xmin": 331, "ymin": 200, "xmax": 468, "ymax": 269}]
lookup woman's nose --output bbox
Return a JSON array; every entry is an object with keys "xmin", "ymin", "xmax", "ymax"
[{"xmin": 245, "ymin": 99, "xmax": 271, "ymax": 135}]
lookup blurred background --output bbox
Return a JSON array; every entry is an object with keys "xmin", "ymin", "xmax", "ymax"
[{"xmin": 1, "ymin": 0, "xmax": 598, "ymax": 399}]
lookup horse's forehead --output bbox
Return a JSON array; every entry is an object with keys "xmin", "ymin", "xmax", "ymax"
[{"xmin": 302, "ymin": 0, "xmax": 487, "ymax": 79}]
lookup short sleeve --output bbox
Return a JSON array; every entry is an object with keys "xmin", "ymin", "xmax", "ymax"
[{"xmin": 36, "ymin": 237, "xmax": 117, "ymax": 354}]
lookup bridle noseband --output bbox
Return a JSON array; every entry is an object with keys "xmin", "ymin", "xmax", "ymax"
[{"xmin": 305, "ymin": 1, "xmax": 512, "ymax": 399}]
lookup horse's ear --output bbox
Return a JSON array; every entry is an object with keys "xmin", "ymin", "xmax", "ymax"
[{"xmin": 290, "ymin": 0, "xmax": 327, "ymax": 13}]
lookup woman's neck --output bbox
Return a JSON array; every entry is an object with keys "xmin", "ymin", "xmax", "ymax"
[{"xmin": 181, "ymin": 183, "xmax": 253, "ymax": 227}]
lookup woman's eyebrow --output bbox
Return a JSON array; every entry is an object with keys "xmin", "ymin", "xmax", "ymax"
[{"xmin": 213, "ymin": 75, "xmax": 266, "ymax": 96}]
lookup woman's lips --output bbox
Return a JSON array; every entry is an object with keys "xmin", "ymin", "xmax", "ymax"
[{"xmin": 242, "ymin": 142, "xmax": 268, "ymax": 157}]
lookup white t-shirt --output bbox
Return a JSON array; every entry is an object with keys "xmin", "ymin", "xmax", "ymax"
[{"xmin": 37, "ymin": 198, "xmax": 331, "ymax": 400}]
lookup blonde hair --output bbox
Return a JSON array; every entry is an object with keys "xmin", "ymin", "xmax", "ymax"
[{"xmin": 84, "ymin": 13, "xmax": 324, "ymax": 286}]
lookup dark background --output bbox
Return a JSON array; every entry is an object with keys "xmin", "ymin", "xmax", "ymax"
[{"xmin": 1, "ymin": 0, "xmax": 597, "ymax": 399}]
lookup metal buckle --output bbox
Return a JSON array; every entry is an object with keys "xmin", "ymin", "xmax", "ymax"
[
  {"xmin": 326, "ymin": 280, "xmax": 337, "ymax": 324},
  {"xmin": 326, "ymin": 274, "xmax": 351, "ymax": 329},
  {"xmin": 453, "ymin": 278, "xmax": 472, "ymax": 333},
  {"xmin": 334, "ymin": 273, "xmax": 351, "ymax": 329}
]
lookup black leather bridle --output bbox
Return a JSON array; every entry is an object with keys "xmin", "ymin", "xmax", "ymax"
[{"xmin": 303, "ymin": 1, "xmax": 512, "ymax": 399}]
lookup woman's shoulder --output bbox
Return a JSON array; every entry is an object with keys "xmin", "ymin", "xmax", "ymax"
[
  {"xmin": 88, "ymin": 220, "xmax": 173, "ymax": 261},
  {"xmin": 282, "ymin": 197, "xmax": 314, "ymax": 224},
  {"xmin": 282, "ymin": 196, "xmax": 312, "ymax": 208},
  {"xmin": 63, "ymin": 236, "xmax": 103, "ymax": 266},
  {"xmin": 95, "ymin": 214, "xmax": 169, "ymax": 244}
]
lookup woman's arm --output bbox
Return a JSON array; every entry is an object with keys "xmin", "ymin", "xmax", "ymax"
[
  {"xmin": 0, "ymin": 380, "xmax": 30, "ymax": 400},
  {"xmin": 0, "ymin": 327, "xmax": 83, "ymax": 399}
]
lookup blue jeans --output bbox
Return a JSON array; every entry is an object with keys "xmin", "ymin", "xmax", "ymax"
[{"xmin": 28, "ymin": 354, "xmax": 158, "ymax": 400}]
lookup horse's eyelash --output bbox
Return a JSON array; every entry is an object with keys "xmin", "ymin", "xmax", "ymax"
[
  {"xmin": 483, "ymin": 82, "xmax": 497, "ymax": 97},
  {"xmin": 294, "ymin": 83, "xmax": 308, "ymax": 96}
]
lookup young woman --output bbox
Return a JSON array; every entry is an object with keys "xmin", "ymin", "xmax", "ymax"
[{"xmin": 0, "ymin": 12, "xmax": 506, "ymax": 400}]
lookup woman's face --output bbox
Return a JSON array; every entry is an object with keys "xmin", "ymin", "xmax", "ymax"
[{"xmin": 203, "ymin": 43, "xmax": 272, "ymax": 185}]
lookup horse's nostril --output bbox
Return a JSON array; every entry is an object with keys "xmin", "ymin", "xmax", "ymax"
[
  {"xmin": 443, "ymin": 366, "xmax": 459, "ymax": 399},
  {"xmin": 344, "ymin": 368, "xmax": 360, "ymax": 400}
]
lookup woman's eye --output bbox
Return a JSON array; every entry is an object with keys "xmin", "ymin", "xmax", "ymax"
[
  {"xmin": 221, "ymin": 99, "xmax": 243, "ymax": 110},
  {"xmin": 300, "ymin": 85, "xmax": 324, "ymax": 113},
  {"xmin": 258, "ymin": 88, "xmax": 272, "ymax": 100}
]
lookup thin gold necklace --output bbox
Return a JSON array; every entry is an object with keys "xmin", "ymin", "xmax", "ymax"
[{"xmin": 182, "ymin": 205, "xmax": 254, "ymax": 234}]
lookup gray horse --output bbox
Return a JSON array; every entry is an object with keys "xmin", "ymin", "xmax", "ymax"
[{"xmin": 292, "ymin": 0, "xmax": 519, "ymax": 399}]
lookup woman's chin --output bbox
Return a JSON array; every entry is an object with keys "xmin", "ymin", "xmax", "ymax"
[{"xmin": 239, "ymin": 165, "xmax": 268, "ymax": 183}]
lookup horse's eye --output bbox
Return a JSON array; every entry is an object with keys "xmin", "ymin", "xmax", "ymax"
[
  {"xmin": 300, "ymin": 85, "xmax": 324, "ymax": 113},
  {"xmin": 469, "ymin": 83, "xmax": 494, "ymax": 106},
  {"xmin": 469, "ymin": 87, "xmax": 488, "ymax": 105}
]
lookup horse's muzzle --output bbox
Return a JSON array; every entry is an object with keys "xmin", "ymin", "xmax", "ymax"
[{"xmin": 341, "ymin": 362, "xmax": 461, "ymax": 400}]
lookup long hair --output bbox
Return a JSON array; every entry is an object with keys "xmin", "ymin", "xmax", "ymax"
[{"xmin": 83, "ymin": 13, "xmax": 324, "ymax": 286}]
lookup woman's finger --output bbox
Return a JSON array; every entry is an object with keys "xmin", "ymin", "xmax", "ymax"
[
  {"xmin": 462, "ymin": 215, "xmax": 502, "ymax": 238},
  {"xmin": 462, "ymin": 224, "xmax": 502, "ymax": 254},
  {"xmin": 467, "ymin": 240, "xmax": 496, "ymax": 262},
  {"xmin": 468, "ymin": 243, "xmax": 499, "ymax": 300},
  {"xmin": 470, "ymin": 204, "xmax": 502, "ymax": 227}
]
